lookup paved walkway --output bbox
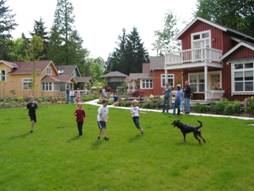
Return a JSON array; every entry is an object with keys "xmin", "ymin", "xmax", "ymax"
[{"xmin": 85, "ymin": 99, "xmax": 254, "ymax": 121}]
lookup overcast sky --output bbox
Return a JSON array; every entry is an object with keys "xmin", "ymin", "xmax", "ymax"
[{"xmin": 8, "ymin": 0, "xmax": 197, "ymax": 59}]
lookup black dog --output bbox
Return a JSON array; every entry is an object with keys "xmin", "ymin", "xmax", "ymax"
[{"xmin": 171, "ymin": 120, "xmax": 206, "ymax": 144}]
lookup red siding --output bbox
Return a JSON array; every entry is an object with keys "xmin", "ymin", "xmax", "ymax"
[
  {"xmin": 224, "ymin": 46, "xmax": 254, "ymax": 61},
  {"xmin": 222, "ymin": 63, "xmax": 231, "ymax": 99},
  {"xmin": 180, "ymin": 21, "xmax": 224, "ymax": 50}
]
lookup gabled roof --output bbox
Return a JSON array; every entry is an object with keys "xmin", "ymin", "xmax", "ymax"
[
  {"xmin": 102, "ymin": 71, "xmax": 127, "ymax": 78},
  {"xmin": 42, "ymin": 75, "xmax": 76, "ymax": 83},
  {"xmin": 57, "ymin": 65, "xmax": 81, "ymax": 76},
  {"xmin": 11, "ymin": 60, "xmax": 56, "ymax": 75},
  {"xmin": 0, "ymin": 60, "xmax": 18, "ymax": 68},
  {"xmin": 176, "ymin": 17, "xmax": 254, "ymax": 42},
  {"xmin": 220, "ymin": 41, "xmax": 254, "ymax": 61}
]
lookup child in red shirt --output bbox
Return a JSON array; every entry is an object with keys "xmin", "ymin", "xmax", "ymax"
[{"xmin": 74, "ymin": 104, "xmax": 86, "ymax": 136}]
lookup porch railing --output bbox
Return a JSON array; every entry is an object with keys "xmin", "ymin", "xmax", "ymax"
[{"xmin": 165, "ymin": 48, "xmax": 223, "ymax": 65}]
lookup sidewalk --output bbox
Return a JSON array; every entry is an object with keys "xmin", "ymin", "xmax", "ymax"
[{"xmin": 85, "ymin": 99, "xmax": 254, "ymax": 121}]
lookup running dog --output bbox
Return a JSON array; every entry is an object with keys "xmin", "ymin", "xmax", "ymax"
[{"xmin": 171, "ymin": 120, "xmax": 206, "ymax": 144}]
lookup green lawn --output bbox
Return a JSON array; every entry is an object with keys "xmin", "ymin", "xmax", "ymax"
[{"xmin": 0, "ymin": 104, "xmax": 254, "ymax": 191}]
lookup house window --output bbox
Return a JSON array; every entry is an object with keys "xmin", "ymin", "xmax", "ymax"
[
  {"xmin": 189, "ymin": 73, "xmax": 204, "ymax": 93},
  {"xmin": 161, "ymin": 74, "xmax": 174, "ymax": 88},
  {"xmin": 0, "ymin": 70, "xmax": 6, "ymax": 81},
  {"xmin": 47, "ymin": 67, "xmax": 52, "ymax": 76},
  {"xmin": 233, "ymin": 62, "xmax": 254, "ymax": 92},
  {"xmin": 140, "ymin": 79, "xmax": 153, "ymax": 89},
  {"xmin": 23, "ymin": 79, "xmax": 33, "ymax": 90},
  {"xmin": 42, "ymin": 82, "xmax": 53, "ymax": 91}
]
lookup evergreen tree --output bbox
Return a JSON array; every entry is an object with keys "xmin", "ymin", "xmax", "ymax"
[
  {"xmin": 196, "ymin": 0, "xmax": 254, "ymax": 37},
  {"xmin": 0, "ymin": 0, "xmax": 17, "ymax": 59},
  {"xmin": 48, "ymin": 0, "xmax": 88, "ymax": 67},
  {"xmin": 30, "ymin": 18, "xmax": 49, "ymax": 59},
  {"xmin": 106, "ymin": 28, "xmax": 149, "ymax": 74}
]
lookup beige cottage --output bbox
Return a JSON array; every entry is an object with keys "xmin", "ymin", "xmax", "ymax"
[{"xmin": 0, "ymin": 60, "xmax": 76, "ymax": 98}]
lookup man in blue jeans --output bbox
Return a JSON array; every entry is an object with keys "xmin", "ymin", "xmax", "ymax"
[
  {"xmin": 162, "ymin": 84, "xmax": 171, "ymax": 113},
  {"xmin": 183, "ymin": 80, "xmax": 192, "ymax": 114},
  {"xmin": 173, "ymin": 85, "xmax": 183, "ymax": 115}
]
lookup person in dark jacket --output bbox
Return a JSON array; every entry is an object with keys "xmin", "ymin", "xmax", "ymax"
[
  {"xmin": 183, "ymin": 80, "xmax": 192, "ymax": 114},
  {"xmin": 162, "ymin": 84, "xmax": 171, "ymax": 113},
  {"xmin": 27, "ymin": 98, "xmax": 38, "ymax": 133}
]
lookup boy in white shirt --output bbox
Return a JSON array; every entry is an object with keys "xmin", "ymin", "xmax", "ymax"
[
  {"xmin": 97, "ymin": 99, "xmax": 109, "ymax": 140},
  {"xmin": 130, "ymin": 100, "xmax": 144, "ymax": 134}
]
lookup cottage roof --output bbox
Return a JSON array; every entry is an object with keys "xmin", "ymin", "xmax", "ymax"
[
  {"xmin": 102, "ymin": 71, "xmax": 127, "ymax": 78},
  {"xmin": 57, "ymin": 65, "xmax": 80, "ymax": 76},
  {"xmin": 128, "ymin": 73, "xmax": 152, "ymax": 80},
  {"xmin": 149, "ymin": 56, "xmax": 165, "ymax": 70},
  {"xmin": 42, "ymin": 75, "xmax": 76, "ymax": 83},
  {"xmin": 10, "ymin": 60, "xmax": 56, "ymax": 75}
]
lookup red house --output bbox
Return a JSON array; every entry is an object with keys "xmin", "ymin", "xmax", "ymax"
[{"xmin": 127, "ymin": 17, "xmax": 254, "ymax": 100}]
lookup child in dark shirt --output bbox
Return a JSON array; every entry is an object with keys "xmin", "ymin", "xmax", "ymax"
[
  {"xmin": 74, "ymin": 104, "xmax": 86, "ymax": 136},
  {"xmin": 27, "ymin": 99, "xmax": 38, "ymax": 133}
]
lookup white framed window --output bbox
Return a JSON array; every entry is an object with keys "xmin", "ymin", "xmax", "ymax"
[
  {"xmin": 189, "ymin": 73, "xmax": 205, "ymax": 93},
  {"xmin": 161, "ymin": 74, "xmax": 174, "ymax": 88},
  {"xmin": 140, "ymin": 79, "xmax": 153, "ymax": 89},
  {"xmin": 46, "ymin": 67, "xmax": 52, "ymax": 76},
  {"xmin": 42, "ymin": 82, "xmax": 54, "ymax": 91},
  {"xmin": 0, "ymin": 69, "xmax": 7, "ymax": 81},
  {"xmin": 22, "ymin": 78, "xmax": 33, "ymax": 90},
  {"xmin": 232, "ymin": 62, "xmax": 254, "ymax": 93}
]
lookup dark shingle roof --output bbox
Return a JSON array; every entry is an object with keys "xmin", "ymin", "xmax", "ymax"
[
  {"xmin": 11, "ymin": 60, "xmax": 52, "ymax": 74},
  {"xmin": 57, "ymin": 65, "xmax": 76, "ymax": 75}
]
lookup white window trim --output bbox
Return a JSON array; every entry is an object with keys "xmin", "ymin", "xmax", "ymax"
[
  {"xmin": 188, "ymin": 72, "xmax": 205, "ymax": 93},
  {"xmin": 160, "ymin": 74, "xmax": 175, "ymax": 88},
  {"xmin": 0, "ymin": 69, "xmax": 7, "ymax": 82},
  {"xmin": 231, "ymin": 60, "xmax": 254, "ymax": 95},
  {"xmin": 22, "ymin": 78, "xmax": 33, "ymax": 90},
  {"xmin": 140, "ymin": 79, "xmax": 153, "ymax": 89},
  {"xmin": 191, "ymin": 30, "xmax": 211, "ymax": 49},
  {"xmin": 42, "ymin": 82, "xmax": 54, "ymax": 92},
  {"xmin": 208, "ymin": 71, "xmax": 222, "ymax": 89}
]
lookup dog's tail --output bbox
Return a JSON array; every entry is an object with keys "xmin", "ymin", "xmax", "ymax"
[{"xmin": 197, "ymin": 120, "xmax": 202, "ymax": 129}]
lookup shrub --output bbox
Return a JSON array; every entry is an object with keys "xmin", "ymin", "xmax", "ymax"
[
  {"xmin": 193, "ymin": 103, "xmax": 209, "ymax": 113},
  {"xmin": 224, "ymin": 102, "xmax": 241, "ymax": 115},
  {"xmin": 246, "ymin": 96, "xmax": 254, "ymax": 114}
]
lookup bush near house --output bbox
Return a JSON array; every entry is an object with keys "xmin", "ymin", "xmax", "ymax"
[{"xmin": 246, "ymin": 96, "xmax": 254, "ymax": 114}]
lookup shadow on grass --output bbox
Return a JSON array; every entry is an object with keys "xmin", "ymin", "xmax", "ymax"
[
  {"xmin": 174, "ymin": 141, "xmax": 203, "ymax": 147},
  {"xmin": 66, "ymin": 135, "xmax": 80, "ymax": 143},
  {"xmin": 9, "ymin": 132, "xmax": 31, "ymax": 140},
  {"xmin": 128, "ymin": 134, "xmax": 143, "ymax": 143},
  {"xmin": 91, "ymin": 140, "xmax": 104, "ymax": 149}
]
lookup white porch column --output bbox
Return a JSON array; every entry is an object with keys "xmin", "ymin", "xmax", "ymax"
[{"xmin": 204, "ymin": 65, "xmax": 208, "ymax": 101}]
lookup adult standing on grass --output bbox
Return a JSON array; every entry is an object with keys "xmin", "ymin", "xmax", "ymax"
[
  {"xmin": 173, "ymin": 85, "xmax": 183, "ymax": 115},
  {"xmin": 26, "ymin": 98, "xmax": 38, "ymax": 133},
  {"xmin": 162, "ymin": 84, "xmax": 171, "ymax": 113},
  {"xmin": 97, "ymin": 99, "xmax": 109, "ymax": 141},
  {"xmin": 74, "ymin": 103, "xmax": 86, "ymax": 136},
  {"xmin": 183, "ymin": 80, "xmax": 192, "ymax": 114},
  {"xmin": 66, "ymin": 88, "xmax": 70, "ymax": 104}
]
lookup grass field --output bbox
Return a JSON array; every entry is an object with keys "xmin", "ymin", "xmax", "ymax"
[{"xmin": 0, "ymin": 104, "xmax": 254, "ymax": 191}]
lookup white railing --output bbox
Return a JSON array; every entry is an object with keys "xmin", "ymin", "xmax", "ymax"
[{"xmin": 165, "ymin": 48, "xmax": 223, "ymax": 65}]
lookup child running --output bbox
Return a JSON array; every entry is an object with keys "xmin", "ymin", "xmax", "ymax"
[
  {"xmin": 26, "ymin": 98, "xmax": 38, "ymax": 133},
  {"xmin": 74, "ymin": 103, "xmax": 86, "ymax": 136},
  {"xmin": 130, "ymin": 100, "xmax": 144, "ymax": 134},
  {"xmin": 97, "ymin": 99, "xmax": 109, "ymax": 141}
]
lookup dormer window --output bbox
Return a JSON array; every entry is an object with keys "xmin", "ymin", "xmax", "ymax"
[{"xmin": 47, "ymin": 67, "xmax": 52, "ymax": 76}]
